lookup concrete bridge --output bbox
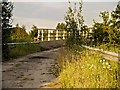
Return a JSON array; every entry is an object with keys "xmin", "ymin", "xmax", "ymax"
[{"xmin": 34, "ymin": 28, "xmax": 67, "ymax": 42}]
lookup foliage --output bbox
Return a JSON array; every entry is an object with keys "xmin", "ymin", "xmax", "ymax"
[
  {"xmin": 96, "ymin": 43, "xmax": 119, "ymax": 53},
  {"xmin": 56, "ymin": 46, "xmax": 119, "ymax": 88},
  {"xmin": 9, "ymin": 24, "xmax": 31, "ymax": 42},
  {"xmin": 56, "ymin": 22, "xmax": 67, "ymax": 30},
  {"xmin": 1, "ymin": 0, "xmax": 13, "ymax": 60},
  {"xmin": 110, "ymin": 4, "xmax": 120, "ymax": 44},
  {"xmin": 65, "ymin": 1, "xmax": 85, "ymax": 46},
  {"xmin": 29, "ymin": 25, "xmax": 39, "ymax": 39},
  {"xmin": 111, "ymin": 4, "xmax": 120, "ymax": 29},
  {"xmin": 91, "ymin": 3, "xmax": 120, "ymax": 46}
]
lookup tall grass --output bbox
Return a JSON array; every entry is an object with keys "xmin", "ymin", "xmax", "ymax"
[
  {"xmin": 56, "ymin": 46, "xmax": 119, "ymax": 88},
  {"xmin": 8, "ymin": 43, "xmax": 45, "ymax": 59},
  {"xmin": 95, "ymin": 43, "xmax": 119, "ymax": 53}
]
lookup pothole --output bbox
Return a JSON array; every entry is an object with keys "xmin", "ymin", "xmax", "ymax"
[{"xmin": 29, "ymin": 56, "xmax": 49, "ymax": 59}]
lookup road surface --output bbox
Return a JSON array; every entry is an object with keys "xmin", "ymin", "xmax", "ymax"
[{"xmin": 2, "ymin": 48, "xmax": 60, "ymax": 88}]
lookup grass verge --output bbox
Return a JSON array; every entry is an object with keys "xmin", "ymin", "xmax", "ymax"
[
  {"xmin": 8, "ymin": 43, "xmax": 46, "ymax": 59},
  {"xmin": 56, "ymin": 46, "xmax": 119, "ymax": 88},
  {"xmin": 95, "ymin": 44, "xmax": 119, "ymax": 53}
]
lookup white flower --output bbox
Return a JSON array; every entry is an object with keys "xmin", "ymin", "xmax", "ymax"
[
  {"xmin": 100, "ymin": 60, "xmax": 102, "ymax": 63},
  {"xmin": 106, "ymin": 62, "xmax": 109, "ymax": 65},
  {"xmin": 107, "ymin": 65, "xmax": 111, "ymax": 69},
  {"xmin": 103, "ymin": 59, "xmax": 106, "ymax": 62}
]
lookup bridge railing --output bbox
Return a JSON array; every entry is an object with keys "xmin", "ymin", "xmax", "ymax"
[{"xmin": 35, "ymin": 28, "xmax": 67, "ymax": 42}]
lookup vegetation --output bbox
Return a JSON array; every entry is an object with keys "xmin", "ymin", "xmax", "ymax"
[
  {"xmin": 65, "ymin": 1, "xmax": 84, "ymax": 45},
  {"xmin": 56, "ymin": 22, "xmax": 67, "ymax": 30},
  {"xmin": 52, "ymin": 1, "xmax": 120, "ymax": 89},
  {"xmin": 9, "ymin": 24, "xmax": 31, "ymax": 42},
  {"xmin": 8, "ymin": 43, "xmax": 45, "ymax": 59},
  {"xmin": 56, "ymin": 46, "xmax": 119, "ymax": 88},
  {"xmin": 65, "ymin": 2, "xmax": 120, "ymax": 53},
  {"xmin": 87, "ymin": 4, "xmax": 120, "ymax": 53},
  {"xmin": 1, "ymin": 0, "xmax": 13, "ymax": 60},
  {"xmin": 29, "ymin": 25, "xmax": 39, "ymax": 40},
  {"xmin": 95, "ymin": 44, "xmax": 119, "ymax": 53}
]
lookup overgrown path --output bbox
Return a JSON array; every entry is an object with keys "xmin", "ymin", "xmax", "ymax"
[{"xmin": 2, "ymin": 48, "xmax": 60, "ymax": 88}]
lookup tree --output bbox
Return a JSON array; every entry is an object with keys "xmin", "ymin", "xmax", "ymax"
[
  {"xmin": 1, "ymin": 0, "xmax": 13, "ymax": 60},
  {"xmin": 56, "ymin": 22, "xmax": 67, "ymax": 30},
  {"xmin": 110, "ymin": 3, "xmax": 120, "ymax": 44},
  {"xmin": 29, "ymin": 25, "xmax": 38, "ymax": 39},
  {"xmin": 65, "ymin": 1, "xmax": 84, "ymax": 45},
  {"xmin": 91, "ymin": 2, "xmax": 120, "ymax": 45},
  {"xmin": 10, "ymin": 24, "xmax": 29, "ymax": 42}
]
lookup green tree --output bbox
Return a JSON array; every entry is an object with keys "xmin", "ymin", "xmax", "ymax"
[
  {"xmin": 10, "ymin": 24, "xmax": 29, "ymax": 42},
  {"xmin": 56, "ymin": 22, "xmax": 66, "ymax": 30},
  {"xmin": 29, "ymin": 25, "xmax": 38, "ymax": 39},
  {"xmin": 65, "ymin": 1, "xmax": 84, "ymax": 45},
  {"xmin": 110, "ymin": 3, "xmax": 120, "ymax": 44},
  {"xmin": 91, "ymin": 3, "xmax": 120, "ymax": 45},
  {"xmin": 1, "ymin": 0, "xmax": 13, "ymax": 60}
]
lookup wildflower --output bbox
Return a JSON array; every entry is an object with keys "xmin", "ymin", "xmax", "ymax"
[
  {"xmin": 106, "ymin": 62, "xmax": 109, "ymax": 65},
  {"xmin": 107, "ymin": 65, "xmax": 111, "ymax": 69},
  {"xmin": 103, "ymin": 59, "xmax": 106, "ymax": 62},
  {"xmin": 100, "ymin": 60, "xmax": 102, "ymax": 63}
]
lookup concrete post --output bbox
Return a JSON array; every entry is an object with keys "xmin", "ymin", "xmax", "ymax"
[
  {"xmin": 63, "ymin": 30, "xmax": 65, "ymax": 40},
  {"xmin": 41, "ymin": 29, "xmax": 44, "ymax": 41},
  {"xmin": 48, "ymin": 30, "xmax": 50, "ymax": 41},
  {"xmin": 38, "ymin": 30, "xmax": 40, "ymax": 37},
  {"xmin": 56, "ymin": 30, "xmax": 58, "ymax": 40}
]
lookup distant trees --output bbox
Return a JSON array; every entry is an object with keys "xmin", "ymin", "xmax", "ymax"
[
  {"xmin": 10, "ymin": 24, "xmax": 30, "ymax": 42},
  {"xmin": 1, "ymin": 0, "xmax": 13, "ymax": 59},
  {"xmin": 56, "ymin": 22, "xmax": 67, "ymax": 30}
]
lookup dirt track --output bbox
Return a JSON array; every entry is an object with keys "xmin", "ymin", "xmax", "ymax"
[{"xmin": 2, "ymin": 48, "xmax": 60, "ymax": 88}]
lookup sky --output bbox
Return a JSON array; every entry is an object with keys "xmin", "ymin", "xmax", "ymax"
[{"xmin": 12, "ymin": 0, "xmax": 119, "ymax": 32}]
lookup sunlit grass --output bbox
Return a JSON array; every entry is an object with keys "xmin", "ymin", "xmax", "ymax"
[
  {"xmin": 56, "ymin": 46, "xmax": 119, "ymax": 88},
  {"xmin": 96, "ymin": 43, "xmax": 119, "ymax": 53}
]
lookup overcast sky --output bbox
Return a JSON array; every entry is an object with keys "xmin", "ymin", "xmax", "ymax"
[{"xmin": 12, "ymin": 1, "xmax": 119, "ymax": 32}]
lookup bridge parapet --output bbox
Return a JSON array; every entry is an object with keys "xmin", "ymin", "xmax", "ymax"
[{"xmin": 34, "ymin": 28, "xmax": 67, "ymax": 42}]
